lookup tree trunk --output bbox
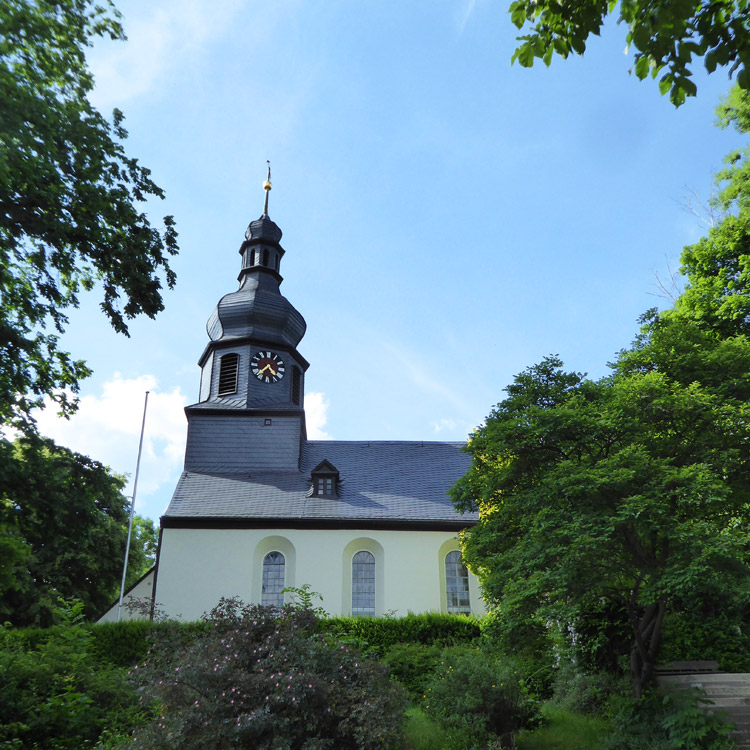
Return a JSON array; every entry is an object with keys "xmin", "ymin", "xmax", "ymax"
[{"xmin": 629, "ymin": 598, "xmax": 667, "ymax": 698}]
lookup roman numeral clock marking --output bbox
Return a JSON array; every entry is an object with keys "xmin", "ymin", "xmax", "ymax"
[{"xmin": 251, "ymin": 351, "xmax": 285, "ymax": 384}]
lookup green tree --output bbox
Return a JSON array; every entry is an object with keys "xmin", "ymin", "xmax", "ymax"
[
  {"xmin": 507, "ymin": 0, "xmax": 750, "ymax": 105},
  {"xmin": 0, "ymin": 436, "xmax": 154, "ymax": 626},
  {"xmin": 0, "ymin": 0, "xmax": 177, "ymax": 432},
  {"xmin": 454, "ymin": 85, "xmax": 750, "ymax": 698},
  {"xmin": 452, "ymin": 356, "xmax": 750, "ymax": 698}
]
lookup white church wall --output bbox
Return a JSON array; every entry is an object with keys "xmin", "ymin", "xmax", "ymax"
[
  {"xmin": 98, "ymin": 568, "xmax": 155, "ymax": 623},
  {"xmin": 155, "ymin": 527, "xmax": 485, "ymax": 621}
]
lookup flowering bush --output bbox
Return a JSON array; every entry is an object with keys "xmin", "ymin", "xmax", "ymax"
[
  {"xmin": 421, "ymin": 647, "xmax": 541, "ymax": 749},
  {"xmin": 128, "ymin": 597, "xmax": 406, "ymax": 749}
]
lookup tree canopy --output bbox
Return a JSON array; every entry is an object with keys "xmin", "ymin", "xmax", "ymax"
[
  {"xmin": 508, "ymin": 0, "xmax": 750, "ymax": 105},
  {"xmin": 453, "ymin": 87, "xmax": 750, "ymax": 697},
  {"xmin": 0, "ymin": 0, "xmax": 177, "ymax": 432},
  {"xmin": 0, "ymin": 436, "xmax": 157, "ymax": 626}
]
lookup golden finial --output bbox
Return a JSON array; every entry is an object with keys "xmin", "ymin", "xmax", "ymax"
[{"xmin": 262, "ymin": 161, "xmax": 272, "ymax": 215}]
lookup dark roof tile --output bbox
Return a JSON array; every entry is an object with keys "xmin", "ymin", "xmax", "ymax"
[{"xmin": 163, "ymin": 440, "xmax": 475, "ymax": 524}]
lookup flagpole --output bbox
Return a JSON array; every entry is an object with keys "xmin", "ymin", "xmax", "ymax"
[{"xmin": 117, "ymin": 390, "xmax": 150, "ymax": 622}]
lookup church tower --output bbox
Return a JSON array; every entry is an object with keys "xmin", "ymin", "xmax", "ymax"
[{"xmin": 183, "ymin": 169, "xmax": 309, "ymax": 473}]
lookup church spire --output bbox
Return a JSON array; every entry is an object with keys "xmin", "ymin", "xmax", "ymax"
[{"xmin": 262, "ymin": 161, "xmax": 272, "ymax": 217}]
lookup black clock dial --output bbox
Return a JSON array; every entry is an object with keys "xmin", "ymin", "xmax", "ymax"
[{"xmin": 251, "ymin": 351, "xmax": 285, "ymax": 383}]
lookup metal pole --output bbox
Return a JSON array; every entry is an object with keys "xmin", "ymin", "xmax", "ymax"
[{"xmin": 117, "ymin": 390, "xmax": 150, "ymax": 622}]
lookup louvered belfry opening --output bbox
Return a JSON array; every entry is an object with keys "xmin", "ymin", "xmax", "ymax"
[
  {"xmin": 217, "ymin": 352, "xmax": 240, "ymax": 396},
  {"xmin": 291, "ymin": 367, "xmax": 301, "ymax": 406}
]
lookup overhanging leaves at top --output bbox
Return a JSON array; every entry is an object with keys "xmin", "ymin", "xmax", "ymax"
[
  {"xmin": 508, "ymin": 0, "xmax": 750, "ymax": 105},
  {"xmin": 0, "ymin": 0, "xmax": 178, "ymax": 431}
]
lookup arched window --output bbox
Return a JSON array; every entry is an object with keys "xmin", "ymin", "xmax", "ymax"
[
  {"xmin": 261, "ymin": 551, "xmax": 285, "ymax": 608},
  {"xmin": 250, "ymin": 248, "xmax": 256, "ymax": 266},
  {"xmin": 445, "ymin": 550, "xmax": 471, "ymax": 614},
  {"xmin": 217, "ymin": 352, "xmax": 239, "ymax": 396},
  {"xmin": 262, "ymin": 248, "xmax": 269, "ymax": 266},
  {"xmin": 352, "ymin": 551, "xmax": 375, "ymax": 617}
]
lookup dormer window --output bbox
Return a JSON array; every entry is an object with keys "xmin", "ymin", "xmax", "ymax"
[
  {"xmin": 311, "ymin": 460, "xmax": 339, "ymax": 497},
  {"xmin": 217, "ymin": 352, "xmax": 239, "ymax": 396},
  {"xmin": 317, "ymin": 477, "xmax": 335, "ymax": 495}
]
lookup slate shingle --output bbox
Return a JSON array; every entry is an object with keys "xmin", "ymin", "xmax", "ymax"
[{"xmin": 163, "ymin": 440, "xmax": 477, "ymax": 525}]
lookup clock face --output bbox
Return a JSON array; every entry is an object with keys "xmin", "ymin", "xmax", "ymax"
[{"xmin": 251, "ymin": 351, "xmax": 285, "ymax": 383}]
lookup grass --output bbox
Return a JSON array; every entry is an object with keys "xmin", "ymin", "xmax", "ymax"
[
  {"xmin": 515, "ymin": 704, "xmax": 612, "ymax": 750},
  {"xmin": 402, "ymin": 707, "xmax": 473, "ymax": 750},
  {"xmin": 403, "ymin": 703, "xmax": 611, "ymax": 750}
]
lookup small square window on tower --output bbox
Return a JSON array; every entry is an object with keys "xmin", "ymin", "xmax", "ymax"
[{"xmin": 310, "ymin": 459, "xmax": 340, "ymax": 497}]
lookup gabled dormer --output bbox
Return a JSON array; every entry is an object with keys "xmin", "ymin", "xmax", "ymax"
[{"xmin": 310, "ymin": 460, "xmax": 340, "ymax": 497}]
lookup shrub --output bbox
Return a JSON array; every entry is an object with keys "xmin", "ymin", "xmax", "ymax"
[
  {"xmin": 422, "ymin": 646, "xmax": 541, "ymax": 749},
  {"xmin": 659, "ymin": 611, "xmax": 750, "ymax": 673},
  {"xmin": 324, "ymin": 612, "xmax": 481, "ymax": 654},
  {"xmin": 128, "ymin": 597, "xmax": 407, "ymax": 749},
  {"xmin": 604, "ymin": 689, "xmax": 735, "ymax": 749},
  {"xmin": 479, "ymin": 611, "xmax": 557, "ymax": 698},
  {"xmin": 88, "ymin": 619, "xmax": 209, "ymax": 668},
  {"xmin": 552, "ymin": 664, "xmax": 627, "ymax": 715},
  {"xmin": 381, "ymin": 643, "xmax": 442, "ymax": 698},
  {"xmin": 0, "ymin": 623, "xmax": 143, "ymax": 749}
]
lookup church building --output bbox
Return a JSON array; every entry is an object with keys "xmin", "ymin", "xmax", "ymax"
[{"xmin": 103, "ymin": 175, "xmax": 483, "ymax": 621}]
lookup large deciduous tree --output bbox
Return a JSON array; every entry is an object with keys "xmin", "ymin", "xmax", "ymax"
[
  {"xmin": 454, "ymin": 87, "xmax": 750, "ymax": 697},
  {"xmin": 452, "ymin": 354, "xmax": 750, "ymax": 698},
  {"xmin": 0, "ymin": 436, "xmax": 156, "ymax": 626},
  {"xmin": 0, "ymin": 0, "xmax": 177, "ymax": 432},
  {"xmin": 507, "ymin": 0, "xmax": 750, "ymax": 105}
]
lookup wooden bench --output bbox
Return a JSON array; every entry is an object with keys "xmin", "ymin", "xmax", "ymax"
[{"xmin": 655, "ymin": 660, "xmax": 719, "ymax": 675}]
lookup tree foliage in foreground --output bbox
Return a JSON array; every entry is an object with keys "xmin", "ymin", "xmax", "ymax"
[
  {"xmin": 0, "ymin": 0, "xmax": 177, "ymax": 432},
  {"xmin": 0, "ymin": 436, "xmax": 156, "ymax": 626},
  {"xmin": 453, "ymin": 352, "xmax": 750, "ymax": 698},
  {"xmin": 0, "ymin": 602, "xmax": 145, "ymax": 750},
  {"xmin": 508, "ymin": 0, "xmax": 750, "ymax": 105},
  {"xmin": 454, "ymin": 88, "xmax": 750, "ymax": 698}
]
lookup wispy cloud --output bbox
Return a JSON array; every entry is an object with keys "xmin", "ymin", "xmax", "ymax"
[
  {"xmin": 305, "ymin": 391, "xmax": 331, "ymax": 440},
  {"xmin": 380, "ymin": 340, "xmax": 471, "ymax": 414},
  {"xmin": 35, "ymin": 374, "xmax": 188, "ymax": 520},
  {"xmin": 87, "ymin": 0, "xmax": 246, "ymax": 107},
  {"xmin": 431, "ymin": 417, "xmax": 458, "ymax": 433},
  {"xmin": 456, "ymin": 0, "xmax": 482, "ymax": 32}
]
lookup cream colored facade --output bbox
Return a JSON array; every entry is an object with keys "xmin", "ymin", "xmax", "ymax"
[
  {"xmin": 153, "ymin": 526, "xmax": 485, "ymax": 621},
  {"xmin": 98, "ymin": 568, "xmax": 156, "ymax": 623}
]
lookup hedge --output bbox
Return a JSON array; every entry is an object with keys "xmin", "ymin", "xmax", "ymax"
[
  {"xmin": 1, "ymin": 612, "xmax": 482, "ymax": 666},
  {"xmin": 324, "ymin": 612, "xmax": 482, "ymax": 654}
]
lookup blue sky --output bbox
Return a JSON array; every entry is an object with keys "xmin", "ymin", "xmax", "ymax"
[{"xmin": 37, "ymin": 0, "xmax": 747, "ymax": 523}]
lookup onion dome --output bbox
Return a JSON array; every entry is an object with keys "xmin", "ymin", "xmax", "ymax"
[{"xmin": 205, "ymin": 165, "xmax": 306, "ymax": 348}]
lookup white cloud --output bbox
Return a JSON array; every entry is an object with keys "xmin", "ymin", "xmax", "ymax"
[
  {"xmin": 35, "ymin": 374, "xmax": 188, "ymax": 519},
  {"xmin": 86, "ymin": 0, "xmax": 246, "ymax": 107},
  {"xmin": 305, "ymin": 391, "xmax": 330, "ymax": 440},
  {"xmin": 431, "ymin": 417, "xmax": 457, "ymax": 433}
]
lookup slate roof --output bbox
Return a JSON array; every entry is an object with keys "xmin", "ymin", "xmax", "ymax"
[{"xmin": 163, "ymin": 440, "xmax": 477, "ymax": 528}]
